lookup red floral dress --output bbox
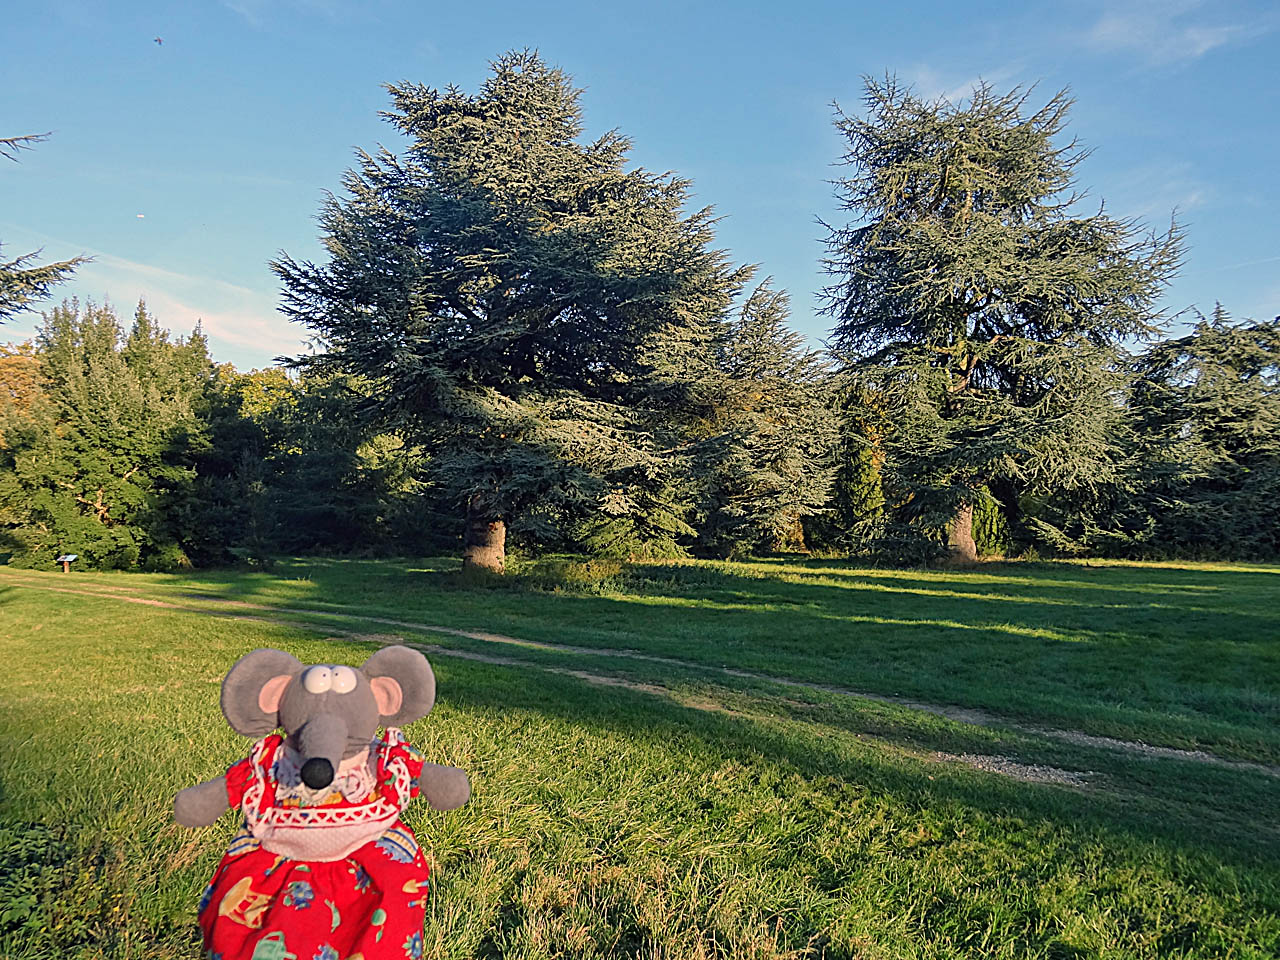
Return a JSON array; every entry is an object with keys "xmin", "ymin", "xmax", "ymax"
[{"xmin": 198, "ymin": 728, "xmax": 431, "ymax": 960}]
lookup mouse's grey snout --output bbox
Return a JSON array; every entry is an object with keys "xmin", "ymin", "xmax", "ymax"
[{"xmin": 295, "ymin": 712, "xmax": 349, "ymax": 789}]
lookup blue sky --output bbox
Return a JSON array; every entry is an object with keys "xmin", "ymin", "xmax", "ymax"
[{"xmin": 3, "ymin": 0, "xmax": 1277, "ymax": 369}]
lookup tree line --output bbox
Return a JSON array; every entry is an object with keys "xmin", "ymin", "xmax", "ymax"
[{"xmin": 2, "ymin": 53, "xmax": 1276, "ymax": 571}]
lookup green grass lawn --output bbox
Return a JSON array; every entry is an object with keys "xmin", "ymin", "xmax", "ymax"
[{"xmin": 2, "ymin": 557, "xmax": 1278, "ymax": 959}]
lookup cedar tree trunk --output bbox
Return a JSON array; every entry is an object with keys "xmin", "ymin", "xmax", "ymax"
[
  {"xmin": 463, "ymin": 498, "xmax": 506, "ymax": 573},
  {"xmin": 945, "ymin": 502, "xmax": 978, "ymax": 566}
]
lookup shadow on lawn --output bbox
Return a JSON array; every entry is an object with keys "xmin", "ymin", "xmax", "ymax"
[
  {"xmin": 0, "ymin": 813, "xmax": 192, "ymax": 957},
  {"xmin": 160, "ymin": 555, "xmax": 1280, "ymax": 647},
  {"xmin": 288, "ymin": 555, "xmax": 1280, "ymax": 645},
  {"xmin": 215, "ymin": 556, "xmax": 1280, "ymax": 658},
  {"xmin": 135, "ymin": 556, "xmax": 1280, "ymax": 758},
  {"xmin": 435, "ymin": 657, "xmax": 1280, "ymax": 874},
  {"xmin": 31, "ymin": 555, "xmax": 1269, "ymax": 764},
  {"xmin": 610, "ymin": 562, "xmax": 1280, "ymax": 726},
  {"xmin": 625, "ymin": 559, "xmax": 1280, "ymax": 633},
  {"xmin": 158, "ymin": 556, "xmax": 459, "ymax": 608}
]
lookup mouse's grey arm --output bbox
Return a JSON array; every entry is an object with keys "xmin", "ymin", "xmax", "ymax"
[
  {"xmin": 174, "ymin": 775, "xmax": 229, "ymax": 828},
  {"xmin": 417, "ymin": 764, "xmax": 470, "ymax": 811}
]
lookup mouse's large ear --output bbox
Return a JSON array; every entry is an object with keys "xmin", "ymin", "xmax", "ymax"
[
  {"xmin": 361, "ymin": 645, "xmax": 436, "ymax": 726},
  {"xmin": 221, "ymin": 648, "xmax": 304, "ymax": 737}
]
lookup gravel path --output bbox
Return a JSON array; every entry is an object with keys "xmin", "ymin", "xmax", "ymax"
[{"xmin": 931, "ymin": 752, "xmax": 1096, "ymax": 786}]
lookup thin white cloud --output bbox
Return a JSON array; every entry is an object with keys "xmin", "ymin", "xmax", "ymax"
[
  {"xmin": 71, "ymin": 256, "xmax": 304, "ymax": 359},
  {"xmin": 221, "ymin": 0, "xmax": 349, "ymax": 27},
  {"xmin": 0, "ymin": 222, "xmax": 305, "ymax": 365},
  {"xmin": 1100, "ymin": 159, "xmax": 1212, "ymax": 223},
  {"xmin": 900, "ymin": 63, "xmax": 1027, "ymax": 105},
  {"xmin": 220, "ymin": 1, "xmax": 261, "ymax": 26},
  {"xmin": 1084, "ymin": 0, "xmax": 1273, "ymax": 66},
  {"xmin": 122, "ymin": 285, "xmax": 304, "ymax": 358},
  {"xmin": 1214, "ymin": 254, "xmax": 1280, "ymax": 272},
  {"xmin": 93, "ymin": 252, "xmax": 261, "ymax": 301}
]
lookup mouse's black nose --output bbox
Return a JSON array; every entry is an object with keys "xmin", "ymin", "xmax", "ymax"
[{"xmin": 301, "ymin": 757, "xmax": 335, "ymax": 789}]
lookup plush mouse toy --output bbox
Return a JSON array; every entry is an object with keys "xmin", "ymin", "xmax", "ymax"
[{"xmin": 175, "ymin": 645, "xmax": 470, "ymax": 960}]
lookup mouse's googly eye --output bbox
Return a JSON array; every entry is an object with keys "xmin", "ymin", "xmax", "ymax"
[
  {"xmin": 303, "ymin": 666, "xmax": 333, "ymax": 694},
  {"xmin": 331, "ymin": 665, "xmax": 358, "ymax": 694}
]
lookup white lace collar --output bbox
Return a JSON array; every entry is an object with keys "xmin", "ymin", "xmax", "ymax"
[{"xmin": 273, "ymin": 743, "xmax": 376, "ymax": 806}]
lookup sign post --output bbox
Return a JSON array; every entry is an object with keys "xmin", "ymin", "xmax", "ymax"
[{"xmin": 55, "ymin": 554, "xmax": 78, "ymax": 573}]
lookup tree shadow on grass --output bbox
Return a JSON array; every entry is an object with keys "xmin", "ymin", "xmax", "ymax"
[
  {"xmin": 153, "ymin": 555, "xmax": 460, "ymax": 609},
  {"xmin": 0, "ymin": 812, "xmax": 197, "ymax": 958},
  {"xmin": 718, "ymin": 679, "xmax": 1280, "ymax": 831},
  {"xmin": 17, "ymin": 556, "xmax": 1276, "ymax": 764},
  {"xmin": 434, "ymin": 654, "xmax": 1280, "ymax": 877},
  {"xmin": 602, "ymin": 561, "xmax": 1280, "ymax": 746},
  {"xmin": 625, "ymin": 558, "xmax": 1280, "ymax": 635},
  {"xmin": 145, "ymin": 556, "xmax": 1280, "ymax": 664},
  {"xmin": 103, "ymin": 555, "xmax": 1280, "ymax": 761},
  {"xmin": 224, "ymin": 556, "xmax": 1280, "ymax": 669}
]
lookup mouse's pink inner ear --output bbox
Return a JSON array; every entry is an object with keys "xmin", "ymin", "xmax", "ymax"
[
  {"xmin": 258, "ymin": 674, "xmax": 292, "ymax": 714},
  {"xmin": 369, "ymin": 676, "xmax": 404, "ymax": 717}
]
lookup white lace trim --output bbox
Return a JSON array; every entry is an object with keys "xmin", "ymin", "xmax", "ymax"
[
  {"xmin": 273, "ymin": 744, "xmax": 377, "ymax": 806},
  {"xmin": 240, "ymin": 728, "xmax": 414, "ymax": 832}
]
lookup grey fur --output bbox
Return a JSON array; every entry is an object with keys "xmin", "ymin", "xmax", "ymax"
[
  {"xmin": 294, "ymin": 710, "xmax": 350, "ymax": 777},
  {"xmin": 361, "ymin": 645, "xmax": 436, "ymax": 725},
  {"xmin": 174, "ymin": 644, "xmax": 470, "ymax": 827},
  {"xmin": 419, "ymin": 763, "xmax": 471, "ymax": 811},
  {"xmin": 174, "ymin": 775, "xmax": 229, "ymax": 827},
  {"xmin": 280, "ymin": 676, "xmax": 377, "ymax": 761},
  {"xmin": 221, "ymin": 648, "xmax": 303, "ymax": 736}
]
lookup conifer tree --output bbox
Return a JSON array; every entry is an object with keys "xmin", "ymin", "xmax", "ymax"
[
  {"xmin": 274, "ymin": 52, "xmax": 743, "ymax": 571},
  {"xmin": 186, "ymin": 366, "xmax": 451, "ymax": 565},
  {"xmin": 821, "ymin": 79, "xmax": 1182, "ymax": 562},
  {"xmin": 806, "ymin": 373, "xmax": 888, "ymax": 552},
  {"xmin": 0, "ymin": 300, "xmax": 213, "ymax": 568},
  {"xmin": 692, "ymin": 281, "xmax": 838, "ymax": 557},
  {"xmin": 1123, "ymin": 307, "xmax": 1280, "ymax": 557}
]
